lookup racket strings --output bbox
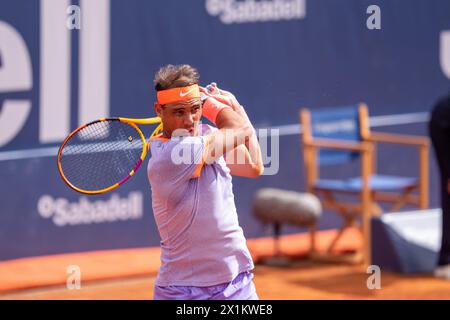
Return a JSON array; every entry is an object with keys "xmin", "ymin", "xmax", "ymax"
[{"xmin": 59, "ymin": 120, "xmax": 144, "ymax": 191}]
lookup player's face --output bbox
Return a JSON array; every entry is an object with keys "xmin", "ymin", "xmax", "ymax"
[{"xmin": 156, "ymin": 99, "xmax": 203, "ymax": 138}]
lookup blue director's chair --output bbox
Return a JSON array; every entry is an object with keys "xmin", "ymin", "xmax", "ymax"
[{"xmin": 300, "ymin": 103, "xmax": 429, "ymax": 264}]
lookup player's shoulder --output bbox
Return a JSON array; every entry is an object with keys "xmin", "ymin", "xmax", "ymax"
[
  {"xmin": 149, "ymin": 125, "xmax": 214, "ymax": 160},
  {"xmin": 149, "ymin": 133, "xmax": 205, "ymax": 164}
]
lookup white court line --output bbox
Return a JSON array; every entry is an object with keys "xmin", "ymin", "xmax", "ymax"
[
  {"xmin": 0, "ymin": 146, "xmax": 60, "ymax": 161},
  {"xmin": 0, "ymin": 112, "xmax": 430, "ymax": 161},
  {"xmin": 272, "ymin": 111, "xmax": 429, "ymax": 136}
]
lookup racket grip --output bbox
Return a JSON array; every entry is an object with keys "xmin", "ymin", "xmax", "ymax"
[{"xmin": 206, "ymin": 82, "xmax": 220, "ymax": 96}]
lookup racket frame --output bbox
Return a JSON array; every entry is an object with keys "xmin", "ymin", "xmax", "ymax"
[{"xmin": 57, "ymin": 117, "xmax": 161, "ymax": 195}]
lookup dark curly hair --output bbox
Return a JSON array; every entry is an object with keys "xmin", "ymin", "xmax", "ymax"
[{"xmin": 153, "ymin": 64, "xmax": 200, "ymax": 91}]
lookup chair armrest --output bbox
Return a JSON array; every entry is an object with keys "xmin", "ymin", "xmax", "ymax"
[
  {"xmin": 304, "ymin": 138, "xmax": 373, "ymax": 152},
  {"xmin": 368, "ymin": 132, "xmax": 429, "ymax": 147},
  {"xmin": 369, "ymin": 131, "xmax": 429, "ymax": 208}
]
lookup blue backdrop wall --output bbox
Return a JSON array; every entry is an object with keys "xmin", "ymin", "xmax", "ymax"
[{"xmin": 1, "ymin": 0, "xmax": 450, "ymax": 260}]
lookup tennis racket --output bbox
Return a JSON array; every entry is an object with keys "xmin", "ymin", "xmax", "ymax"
[{"xmin": 57, "ymin": 117, "xmax": 162, "ymax": 195}]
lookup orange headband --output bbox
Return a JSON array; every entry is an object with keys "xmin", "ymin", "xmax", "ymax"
[{"xmin": 156, "ymin": 84, "xmax": 201, "ymax": 105}]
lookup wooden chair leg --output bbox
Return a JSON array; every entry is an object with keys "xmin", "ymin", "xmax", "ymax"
[
  {"xmin": 309, "ymin": 224, "xmax": 317, "ymax": 255},
  {"xmin": 389, "ymin": 186, "xmax": 416, "ymax": 212},
  {"xmin": 327, "ymin": 217, "xmax": 353, "ymax": 253}
]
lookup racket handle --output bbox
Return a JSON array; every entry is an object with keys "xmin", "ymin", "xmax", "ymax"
[{"xmin": 206, "ymin": 82, "xmax": 220, "ymax": 95}]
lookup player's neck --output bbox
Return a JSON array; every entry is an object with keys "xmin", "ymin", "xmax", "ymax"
[{"xmin": 162, "ymin": 130, "xmax": 171, "ymax": 139}]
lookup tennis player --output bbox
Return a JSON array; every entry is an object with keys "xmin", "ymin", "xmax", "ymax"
[{"xmin": 147, "ymin": 64, "xmax": 264, "ymax": 300}]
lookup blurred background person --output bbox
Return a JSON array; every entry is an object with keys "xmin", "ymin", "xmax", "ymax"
[{"xmin": 429, "ymin": 92, "xmax": 450, "ymax": 279}]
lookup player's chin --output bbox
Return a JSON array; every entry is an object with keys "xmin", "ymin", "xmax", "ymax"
[
  {"xmin": 186, "ymin": 125, "xmax": 199, "ymax": 136},
  {"xmin": 172, "ymin": 128, "xmax": 196, "ymax": 137}
]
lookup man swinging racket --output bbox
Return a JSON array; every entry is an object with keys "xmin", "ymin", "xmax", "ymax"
[{"xmin": 147, "ymin": 64, "xmax": 264, "ymax": 300}]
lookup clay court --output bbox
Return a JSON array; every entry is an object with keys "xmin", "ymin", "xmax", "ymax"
[
  {"xmin": 2, "ymin": 0, "xmax": 450, "ymax": 302},
  {"xmin": 1, "ymin": 229, "xmax": 449, "ymax": 300}
]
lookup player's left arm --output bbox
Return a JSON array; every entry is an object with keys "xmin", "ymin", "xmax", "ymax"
[
  {"xmin": 225, "ymin": 144, "xmax": 263, "ymax": 178},
  {"xmin": 200, "ymin": 87, "xmax": 264, "ymax": 178},
  {"xmin": 210, "ymin": 88, "xmax": 264, "ymax": 178},
  {"xmin": 224, "ymin": 107, "xmax": 264, "ymax": 178}
]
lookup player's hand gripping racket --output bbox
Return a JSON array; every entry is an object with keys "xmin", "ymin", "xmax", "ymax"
[{"xmin": 57, "ymin": 117, "xmax": 162, "ymax": 194}]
